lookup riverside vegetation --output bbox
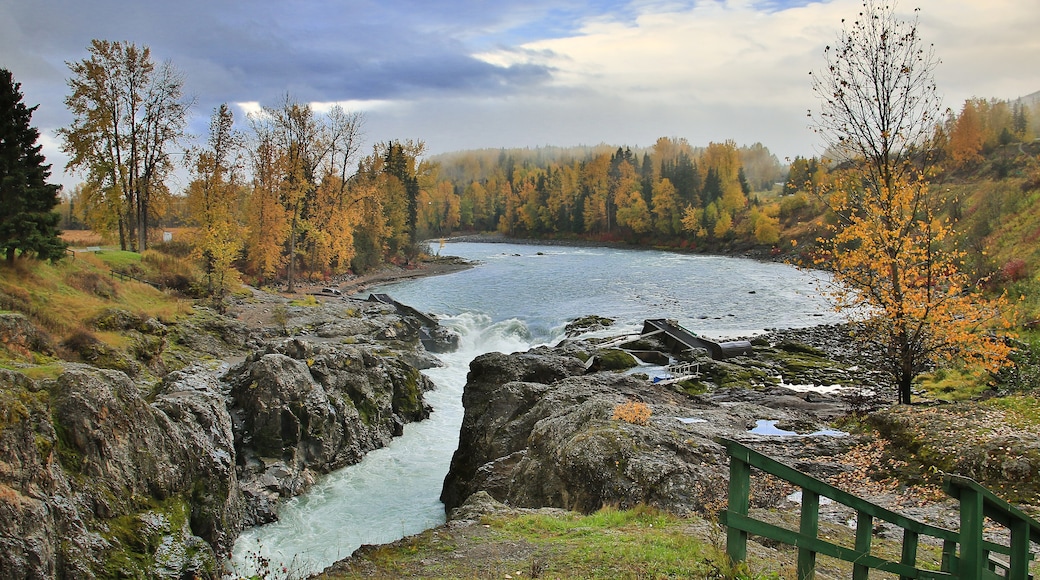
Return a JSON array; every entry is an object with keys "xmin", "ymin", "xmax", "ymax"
[
  {"xmin": 5, "ymin": 4, "xmax": 1040, "ymax": 573},
  {"xmin": 6, "ymin": 136, "xmax": 1040, "ymax": 576}
]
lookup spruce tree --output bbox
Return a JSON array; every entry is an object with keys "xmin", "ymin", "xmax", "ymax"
[{"xmin": 0, "ymin": 69, "xmax": 66, "ymax": 262}]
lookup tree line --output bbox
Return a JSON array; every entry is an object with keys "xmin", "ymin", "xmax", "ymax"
[
  {"xmin": 425, "ymin": 139, "xmax": 786, "ymax": 247},
  {"xmin": 5, "ymin": 1, "xmax": 1035, "ymax": 407}
]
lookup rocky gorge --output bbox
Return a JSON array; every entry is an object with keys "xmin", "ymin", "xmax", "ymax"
[
  {"xmin": 321, "ymin": 322, "xmax": 1040, "ymax": 577},
  {"xmin": 0, "ymin": 289, "xmax": 457, "ymax": 579}
]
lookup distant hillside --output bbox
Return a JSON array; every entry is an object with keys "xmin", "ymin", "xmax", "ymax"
[{"xmin": 1014, "ymin": 89, "xmax": 1040, "ymax": 107}]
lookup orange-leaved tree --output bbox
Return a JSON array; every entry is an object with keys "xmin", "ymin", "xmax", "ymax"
[{"xmin": 809, "ymin": 0, "xmax": 1012, "ymax": 404}]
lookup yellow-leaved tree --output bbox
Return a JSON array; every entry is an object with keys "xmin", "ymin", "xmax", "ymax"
[
  {"xmin": 810, "ymin": 0, "xmax": 1012, "ymax": 404},
  {"xmin": 186, "ymin": 104, "xmax": 246, "ymax": 306}
]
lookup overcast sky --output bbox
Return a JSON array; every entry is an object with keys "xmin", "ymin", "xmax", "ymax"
[{"xmin": 3, "ymin": 0, "xmax": 1038, "ymax": 191}]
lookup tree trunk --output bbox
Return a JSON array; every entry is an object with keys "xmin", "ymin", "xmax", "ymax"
[
  {"xmin": 287, "ymin": 223, "xmax": 296, "ymax": 293},
  {"xmin": 138, "ymin": 190, "xmax": 148, "ymax": 251},
  {"xmin": 898, "ymin": 373, "xmax": 913, "ymax": 405},
  {"xmin": 118, "ymin": 214, "xmax": 127, "ymax": 251}
]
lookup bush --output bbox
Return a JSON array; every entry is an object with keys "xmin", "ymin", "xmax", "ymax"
[
  {"xmin": 150, "ymin": 240, "xmax": 193, "ymax": 258},
  {"xmin": 595, "ymin": 348, "xmax": 638, "ymax": 370},
  {"xmin": 999, "ymin": 259, "xmax": 1029, "ymax": 282},
  {"xmin": 141, "ymin": 250, "xmax": 199, "ymax": 294},
  {"xmin": 61, "ymin": 327, "xmax": 102, "ymax": 359},
  {"xmin": 612, "ymin": 400, "xmax": 651, "ymax": 426},
  {"xmin": 66, "ymin": 271, "xmax": 118, "ymax": 299}
]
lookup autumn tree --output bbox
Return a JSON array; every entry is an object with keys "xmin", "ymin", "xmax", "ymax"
[
  {"xmin": 810, "ymin": 0, "xmax": 1010, "ymax": 404},
  {"xmin": 615, "ymin": 188, "xmax": 651, "ymax": 234},
  {"xmin": 244, "ymin": 120, "xmax": 290, "ymax": 285},
  {"xmin": 947, "ymin": 98, "xmax": 984, "ymax": 168},
  {"xmin": 651, "ymin": 178, "xmax": 682, "ymax": 236},
  {"xmin": 378, "ymin": 140, "xmax": 425, "ymax": 258},
  {"xmin": 0, "ymin": 69, "xmax": 66, "ymax": 262},
  {"xmin": 186, "ymin": 104, "xmax": 245, "ymax": 304},
  {"xmin": 61, "ymin": 40, "xmax": 190, "ymax": 251},
  {"xmin": 246, "ymin": 97, "xmax": 365, "ymax": 290},
  {"xmin": 581, "ymin": 153, "xmax": 611, "ymax": 233}
]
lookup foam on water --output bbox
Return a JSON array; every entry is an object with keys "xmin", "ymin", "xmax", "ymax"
[{"xmin": 229, "ymin": 313, "xmax": 539, "ymax": 577}]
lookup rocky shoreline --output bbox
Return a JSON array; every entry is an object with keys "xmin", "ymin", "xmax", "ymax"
[
  {"xmin": 0, "ymin": 285, "xmax": 460, "ymax": 579},
  {"xmin": 439, "ymin": 323, "xmax": 883, "ymax": 519}
]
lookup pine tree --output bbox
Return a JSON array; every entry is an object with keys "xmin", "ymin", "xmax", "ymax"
[{"xmin": 0, "ymin": 69, "xmax": 66, "ymax": 262}]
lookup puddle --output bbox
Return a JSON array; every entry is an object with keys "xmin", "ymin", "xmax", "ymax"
[
  {"xmin": 675, "ymin": 417, "xmax": 707, "ymax": 424},
  {"xmin": 749, "ymin": 419, "xmax": 848, "ymax": 438},
  {"xmin": 778, "ymin": 382, "xmax": 846, "ymax": 394},
  {"xmin": 786, "ymin": 490, "xmax": 834, "ymax": 505}
]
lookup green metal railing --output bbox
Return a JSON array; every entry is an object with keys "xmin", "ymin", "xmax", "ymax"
[{"xmin": 718, "ymin": 437, "xmax": 1040, "ymax": 579}]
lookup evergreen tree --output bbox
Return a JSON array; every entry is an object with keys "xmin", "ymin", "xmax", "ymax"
[
  {"xmin": 639, "ymin": 152, "xmax": 654, "ymax": 206},
  {"xmin": 0, "ymin": 69, "xmax": 66, "ymax": 262},
  {"xmin": 702, "ymin": 167, "xmax": 723, "ymax": 204}
]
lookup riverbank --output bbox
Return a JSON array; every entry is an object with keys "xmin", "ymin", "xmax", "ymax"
[
  {"xmin": 291, "ymin": 255, "xmax": 476, "ymax": 299},
  {"xmin": 442, "ymin": 231, "xmax": 786, "ymax": 261}
]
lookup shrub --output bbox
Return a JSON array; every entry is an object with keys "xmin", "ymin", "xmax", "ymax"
[
  {"xmin": 612, "ymin": 400, "xmax": 651, "ymax": 426},
  {"xmin": 61, "ymin": 327, "xmax": 102, "ymax": 359},
  {"xmin": 66, "ymin": 271, "xmax": 118, "ymax": 299},
  {"xmin": 595, "ymin": 348, "xmax": 638, "ymax": 370},
  {"xmin": 999, "ymin": 258, "xmax": 1029, "ymax": 282}
]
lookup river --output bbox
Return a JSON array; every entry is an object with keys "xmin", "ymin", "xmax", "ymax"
[{"xmin": 229, "ymin": 241, "xmax": 840, "ymax": 577}]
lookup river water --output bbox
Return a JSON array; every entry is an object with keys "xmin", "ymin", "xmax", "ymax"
[{"xmin": 229, "ymin": 241, "xmax": 840, "ymax": 577}]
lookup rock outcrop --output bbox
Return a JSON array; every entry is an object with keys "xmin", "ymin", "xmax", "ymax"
[
  {"xmin": 227, "ymin": 337, "xmax": 434, "ymax": 524},
  {"xmin": 441, "ymin": 332, "xmax": 864, "ymax": 518},
  {"xmin": 0, "ymin": 296, "xmax": 454, "ymax": 579}
]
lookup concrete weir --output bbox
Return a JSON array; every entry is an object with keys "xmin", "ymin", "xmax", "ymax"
[{"xmin": 641, "ymin": 318, "xmax": 752, "ymax": 359}]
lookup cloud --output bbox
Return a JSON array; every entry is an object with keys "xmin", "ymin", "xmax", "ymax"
[{"xmin": 2, "ymin": 0, "xmax": 1037, "ymax": 191}]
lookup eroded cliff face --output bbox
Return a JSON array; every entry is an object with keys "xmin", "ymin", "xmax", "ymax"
[
  {"xmin": 227, "ymin": 337, "xmax": 434, "ymax": 525},
  {"xmin": 0, "ymin": 297, "xmax": 449, "ymax": 579}
]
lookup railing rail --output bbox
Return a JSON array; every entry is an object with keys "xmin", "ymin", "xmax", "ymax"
[{"xmin": 718, "ymin": 437, "xmax": 1038, "ymax": 579}]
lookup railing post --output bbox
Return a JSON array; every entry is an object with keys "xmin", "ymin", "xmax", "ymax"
[
  {"xmin": 958, "ymin": 486, "xmax": 984, "ymax": 580},
  {"xmin": 852, "ymin": 510, "xmax": 873, "ymax": 580},
  {"xmin": 797, "ymin": 489, "xmax": 819, "ymax": 580},
  {"xmin": 726, "ymin": 447, "xmax": 751, "ymax": 564},
  {"xmin": 1008, "ymin": 518, "xmax": 1030, "ymax": 580},
  {"xmin": 899, "ymin": 529, "xmax": 919, "ymax": 580},
  {"xmin": 940, "ymin": 538, "xmax": 957, "ymax": 573}
]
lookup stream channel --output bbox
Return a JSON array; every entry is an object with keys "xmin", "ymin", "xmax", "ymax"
[{"xmin": 230, "ymin": 241, "xmax": 842, "ymax": 576}]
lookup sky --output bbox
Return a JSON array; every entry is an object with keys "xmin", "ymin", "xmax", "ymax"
[{"xmin": 2, "ymin": 0, "xmax": 1039, "ymax": 192}]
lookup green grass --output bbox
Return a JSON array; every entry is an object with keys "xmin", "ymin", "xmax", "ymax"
[
  {"xmin": 915, "ymin": 366, "xmax": 990, "ymax": 401},
  {"xmin": 984, "ymin": 395, "xmax": 1040, "ymax": 427},
  {"xmin": 290, "ymin": 295, "xmax": 320, "ymax": 307},
  {"xmin": 319, "ymin": 506, "xmax": 786, "ymax": 579},
  {"xmin": 91, "ymin": 250, "xmax": 144, "ymax": 270}
]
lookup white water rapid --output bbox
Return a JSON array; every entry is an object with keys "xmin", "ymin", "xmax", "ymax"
[{"xmin": 229, "ymin": 242, "xmax": 841, "ymax": 577}]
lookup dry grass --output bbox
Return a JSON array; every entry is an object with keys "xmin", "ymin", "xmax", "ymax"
[
  {"xmin": 60, "ymin": 229, "xmax": 104, "ymax": 247},
  {"xmin": 0, "ymin": 254, "xmax": 191, "ymax": 345}
]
